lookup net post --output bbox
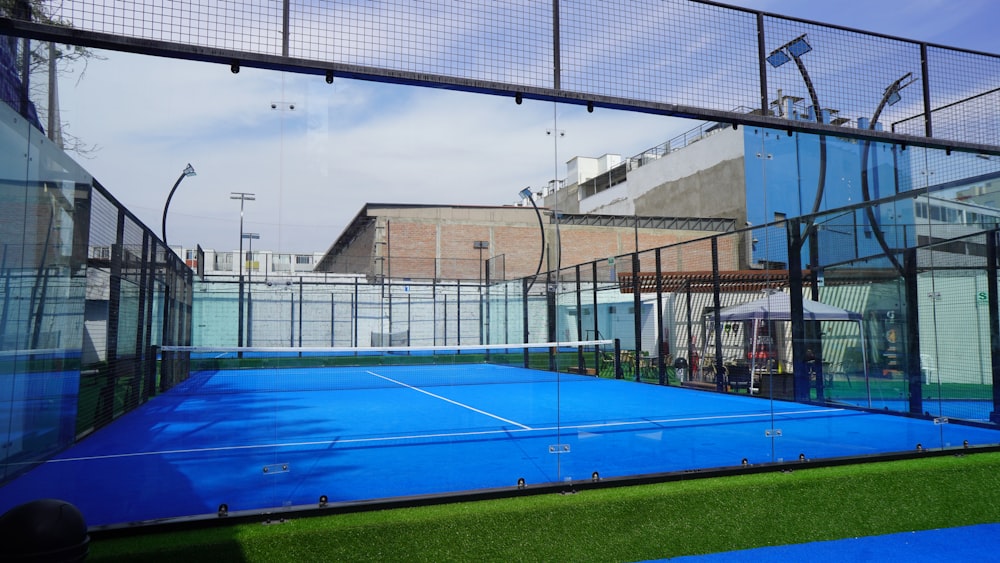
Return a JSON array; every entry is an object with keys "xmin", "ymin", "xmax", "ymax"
[{"xmin": 614, "ymin": 338, "xmax": 622, "ymax": 379}]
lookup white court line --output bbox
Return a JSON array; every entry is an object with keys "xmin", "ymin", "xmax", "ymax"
[
  {"xmin": 32, "ymin": 407, "xmax": 844, "ymax": 465},
  {"xmin": 365, "ymin": 370, "xmax": 533, "ymax": 430}
]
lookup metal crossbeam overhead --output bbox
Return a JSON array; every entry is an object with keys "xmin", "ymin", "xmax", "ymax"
[
  {"xmin": 3, "ymin": 1, "xmax": 1000, "ymax": 155},
  {"xmin": 556, "ymin": 214, "xmax": 736, "ymax": 234}
]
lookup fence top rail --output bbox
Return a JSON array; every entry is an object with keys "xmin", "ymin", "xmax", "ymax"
[{"xmin": 161, "ymin": 340, "xmax": 615, "ymax": 354}]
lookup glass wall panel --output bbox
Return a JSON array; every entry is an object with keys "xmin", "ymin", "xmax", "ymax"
[{"xmin": 0, "ymin": 34, "xmax": 90, "ymax": 494}]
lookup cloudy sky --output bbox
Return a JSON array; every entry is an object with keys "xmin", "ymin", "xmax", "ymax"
[{"xmin": 54, "ymin": 0, "xmax": 999, "ymax": 255}]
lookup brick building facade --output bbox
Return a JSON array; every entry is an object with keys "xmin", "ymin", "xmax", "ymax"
[{"xmin": 315, "ymin": 203, "xmax": 736, "ymax": 282}]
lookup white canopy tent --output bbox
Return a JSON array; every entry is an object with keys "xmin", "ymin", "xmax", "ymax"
[{"xmin": 707, "ymin": 292, "xmax": 869, "ymax": 401}]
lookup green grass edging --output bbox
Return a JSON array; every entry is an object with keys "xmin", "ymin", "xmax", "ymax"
[{"xmin": 89, "ymin": 452, "xmax": 1000, "ymax": 562}]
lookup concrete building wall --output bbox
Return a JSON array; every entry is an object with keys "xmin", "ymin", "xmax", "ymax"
[
  {"xmin": 548, "ymin": 183, "xmax": 582, "ymax": 214},
  {"xmin": 577, "ymin": 128, "xmax": 745, "ymax": 219},
  {"xmin": 558, "ymin": 225, "xmax": 721, "ymax": 270},
  {"xmin": 325, "ymin": 220, "xmax": 378, "ymax": 274}
]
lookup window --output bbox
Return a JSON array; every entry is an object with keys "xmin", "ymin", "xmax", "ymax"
[
  {"xmin": 929, "ymin": 204, "xmax": 943, "ymax": 221},
  {"xmin": 296, "ymin": 255, "xmax": 312, "ymax": 265}
]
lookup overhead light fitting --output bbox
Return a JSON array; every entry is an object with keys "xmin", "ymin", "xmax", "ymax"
[
  {"xmin": 786, "ymin": 35, "xmax": 812, "ymax": 58},
  {"xmin": 884, "ymin": 72, "xmax": 915, "ymax": 107},
  {"xmin": 766, "ymin": 49, "xmax": 791, "ymax": 68},
  {"xmin": 766, "ymin": 34, "xmax": 811, "ymax": 68}
]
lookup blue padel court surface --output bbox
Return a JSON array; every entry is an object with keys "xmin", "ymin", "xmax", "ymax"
[
  {"xmin": 656, "ymin": 523, "xmax": 1000, "ymax": 562},
  {"xmin": 4, "ymin": 364, "xmax": 1000, "ymax": 527}
]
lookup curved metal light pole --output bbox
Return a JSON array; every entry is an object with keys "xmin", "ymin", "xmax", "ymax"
[
  {"xmin": 767, "ymin": 34, "xmax": 827, "ymax": 248},
  {"xmin": 520, "ymin": 187, "xmax": 546, "ymax": 294},
  {"xmin": 859, "ymin": 73, "xmax": 916, "ymax": 276},
  {"xmin": 161, "ymin": 163, "xmax": 196, "ymax": 245}
]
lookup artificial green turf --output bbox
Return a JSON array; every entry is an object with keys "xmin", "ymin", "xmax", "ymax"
[{"xmin": 88, "ymin": 451, "xmax": 1000, "ymax": 562}]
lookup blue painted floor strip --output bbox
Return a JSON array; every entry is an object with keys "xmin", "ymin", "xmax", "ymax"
[{"xmin": 653, "ymin": 523, "xmax": 1000, "ymax": 562}]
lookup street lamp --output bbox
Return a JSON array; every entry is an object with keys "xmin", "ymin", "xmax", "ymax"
[
  {"xmin": 161, "ymin": 163, "xmax": 196, "ymax": 245},
  {"xmin": 231, "ymin": 192, "xmax": 255, "ymax": 348}
]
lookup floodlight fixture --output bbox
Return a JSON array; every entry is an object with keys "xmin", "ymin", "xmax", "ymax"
[
  {"xmin": 884, "ymin": 72, "xmax": 915, "ymax": 107},
  {"xmin": 161, "ymin": 163, "xmax": 196, "ymax": 245},
  {"xmin": 766, "ymin": 34, "xmax": 810, "ymax": 68},
  {"xmin": 786, "ymin": 35, "xmax": 812, "ymax": 58},
  {"xmin": 767, "ymin": 31, "xmax": 827, "ymax": 255},
  {"xmin": 766, "ymin": 49, "xmax": 791, "ymax": 68}
]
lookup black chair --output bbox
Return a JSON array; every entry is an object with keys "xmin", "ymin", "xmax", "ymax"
[{"xmin": 726, "ymin": 364, "xmax": 753, "ymax": 393}]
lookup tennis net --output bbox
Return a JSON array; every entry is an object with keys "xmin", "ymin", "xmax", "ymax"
[{"xmin": 159, "ymin": 340, "xmax": 616, "ymax": 394}]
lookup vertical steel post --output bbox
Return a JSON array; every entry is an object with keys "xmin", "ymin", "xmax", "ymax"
[
  {"xmin": 904, "ymin": 249, "xmax": 922, "ymax": 415},
  {"xmin": 632, "ymin": 251, "xmax": 642, "ymax": 382},
  {"xmin": 575, "ymin": 264, "xmax": 584, "ymax": 372},
  {"xmin": 655, "ymin": 248, "xmax": 665, "ymax": 385},
  {"xmin": 711, "ymin": 238, "xmax": 724, "ymax": 392},
  {"xmin": 987, "ymin": 230, "xmax": 1000, "ymax": 423}
]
